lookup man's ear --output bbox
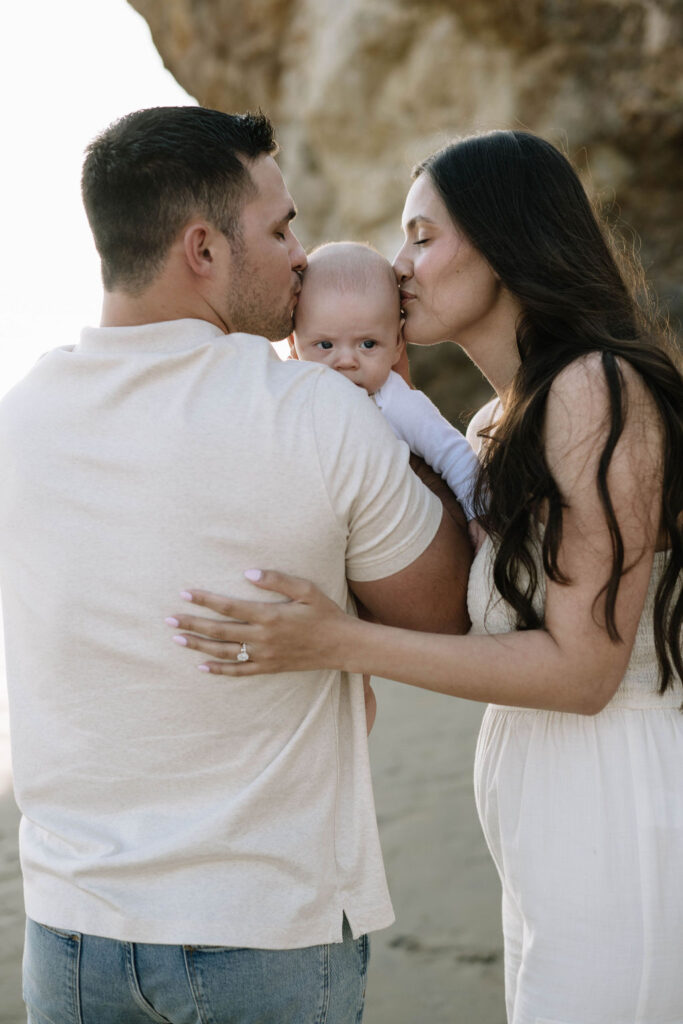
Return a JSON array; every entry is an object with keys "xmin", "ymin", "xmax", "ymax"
[
  {"xmin": 183, "ymin": 221, "xmax": 217, "ymax": 278},
  {"xmin": 286, "ymin": 333, "xmax": 299, "ymax": 360}
]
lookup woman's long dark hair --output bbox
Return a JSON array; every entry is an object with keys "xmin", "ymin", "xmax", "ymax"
[{"xmin": 417, "ymin": 131, "xmax": 682, "ymax": 692}]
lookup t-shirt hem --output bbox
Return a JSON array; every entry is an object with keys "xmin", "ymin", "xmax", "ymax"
[
  {"xmin": 24, "ymin": 893, "xmax": 396, "ymax": 949},
  {"xmin": 346, "ymin": 499, "xmax": 443, "ymax": 583}
]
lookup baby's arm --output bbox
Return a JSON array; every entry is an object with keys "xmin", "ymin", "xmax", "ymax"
[{"xmin": 374, "ymin": 371, "xmax": 480, "ymax": 520}]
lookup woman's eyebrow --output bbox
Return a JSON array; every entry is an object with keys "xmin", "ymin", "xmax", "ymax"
[{"xmin": 403, "ymin": 215, "xmax": 438, "ymax": 231}]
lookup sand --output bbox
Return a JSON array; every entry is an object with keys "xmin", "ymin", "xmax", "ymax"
[{"xmin": 0, "ymin": 678, "xmax": 504, "ymax": 1024}]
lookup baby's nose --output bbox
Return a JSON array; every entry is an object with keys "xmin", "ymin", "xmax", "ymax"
[{"xmin": 333, "ymin": 350, "xmax": 359, "ymax": 369}]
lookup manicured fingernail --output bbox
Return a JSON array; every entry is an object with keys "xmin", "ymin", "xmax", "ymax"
[
  {"xmin": 180, "ymin": 591, "xmax": 193, "ymax": 601},
  {"xmin": 165, "ymin": 617, "xmax": 179, "ymax": 627},
  {"xmin": 244, "ymin": 569, "xmax": 262, "ymax": 581},
  {"xmin": 173, "ymin": 635, "xmax": 187, "ymax": 646},
  {"xmin": 198, "ymin": 664, "xmax": 210, "ymax": 672}
]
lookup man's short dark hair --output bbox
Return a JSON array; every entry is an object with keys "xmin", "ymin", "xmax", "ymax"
[{"xmin": 81, "ymin": 106, "xmax": 278, "ymax": 293}]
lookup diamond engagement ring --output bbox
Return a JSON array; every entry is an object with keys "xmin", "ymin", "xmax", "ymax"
[{"xmin": 236, "ymin": 643, "xmax": 250, "ymax": 663}]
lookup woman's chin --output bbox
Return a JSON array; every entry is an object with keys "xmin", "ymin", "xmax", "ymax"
[
  {"xmin": 402, "ymin": 311, "xmax": 451, "ymax": 347},
  {"xmin": 403, "ymin": 327, "xmax": 450, "ymax": 347}
]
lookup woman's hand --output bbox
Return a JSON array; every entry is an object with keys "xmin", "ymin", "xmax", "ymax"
[{"xmin": 166, "ymin": 571, "xmax": 351, "ymax": 675}]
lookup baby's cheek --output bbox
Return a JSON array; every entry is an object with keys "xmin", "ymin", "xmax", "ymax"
[{"xmin": 295, "ymin": 343, "xmax": 322, "ymax": 363}]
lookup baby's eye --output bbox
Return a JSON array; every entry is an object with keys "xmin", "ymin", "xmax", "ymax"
[
  {"xmin": 315, "ymin": 341, "xmax": 333, "ymax": 350},
  {"xmin": 360, "ymin": 340, "xmax": 377, "ymax": 350}
]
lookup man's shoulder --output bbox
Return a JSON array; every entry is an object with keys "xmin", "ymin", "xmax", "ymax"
[{"xmin": 263, "ymin": 354, "xmax": 380, "ymax": 412}]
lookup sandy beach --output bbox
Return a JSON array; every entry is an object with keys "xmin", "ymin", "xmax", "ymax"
[{"xmin": 0, "ymin": 677, "xmax": 504, "ymax": 1024}]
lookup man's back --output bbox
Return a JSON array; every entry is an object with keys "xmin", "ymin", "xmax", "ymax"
[{"xmin": 0, "ymin": 319, "xmax": 442, "ymax": 947}]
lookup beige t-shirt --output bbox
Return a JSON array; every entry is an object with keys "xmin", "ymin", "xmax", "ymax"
[{"xmin": 0, "ymin": 318, "xmax": 442, "ymax": 948}]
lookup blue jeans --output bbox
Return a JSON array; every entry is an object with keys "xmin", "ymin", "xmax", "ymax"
[{"xmin": 23, "ymin": 917, "xmax": 369, "ymax": 1024}]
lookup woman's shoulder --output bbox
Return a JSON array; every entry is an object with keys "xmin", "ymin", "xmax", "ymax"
[
  {"xmin": 547, "ymin": 351, "xmax": 661, "ymax": 437},
  {"xmin": 544, "ymin": 352, "xmax": 665, "ymax": 507},
  {"xmin": 466, "ymin": 396, "xmax": 501, "ymax": 455}
]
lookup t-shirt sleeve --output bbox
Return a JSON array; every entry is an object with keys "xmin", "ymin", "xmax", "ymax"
[
  {"xmin": 375, "ymin": 371, "xmax": 480, "ymax": 520},
  {"xmin": 310, "ymin": 370, "xmax": 443, "ymax": 583}
]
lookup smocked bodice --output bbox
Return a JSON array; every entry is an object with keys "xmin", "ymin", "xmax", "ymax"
[{"xmin": 467, "ymin": 535, "xmax": 678, "ymax": 709}]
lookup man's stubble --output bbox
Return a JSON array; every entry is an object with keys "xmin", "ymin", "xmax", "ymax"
[{"xmin": 226, "ymin": 240, "xmax": 294, "ymax": 343}]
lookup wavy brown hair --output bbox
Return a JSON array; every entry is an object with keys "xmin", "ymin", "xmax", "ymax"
[{"xmin": 416, "ymin": 131, "xmax": 682, "ymax": 693}]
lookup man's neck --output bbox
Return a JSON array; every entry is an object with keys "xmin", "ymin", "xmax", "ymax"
[{"xmin": 100, "ymin": 283, "xmax": 228, "ymax": 333}]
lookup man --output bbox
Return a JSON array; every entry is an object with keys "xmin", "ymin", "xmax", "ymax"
[{"xmin": 0, "ymin": 107, "xmax": 471, "ymax": 1023}]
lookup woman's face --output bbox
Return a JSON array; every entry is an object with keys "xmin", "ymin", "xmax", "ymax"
[{"xmin": 393, "ymin": 172, "xmax": 505, "ymax": 349}]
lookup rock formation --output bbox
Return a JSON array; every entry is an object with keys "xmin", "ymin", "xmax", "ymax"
[{"xmin": 128, "ymin": 0, "xmax": 682, "ymax": 422}]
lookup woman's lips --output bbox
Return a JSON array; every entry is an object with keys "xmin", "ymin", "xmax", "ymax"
[{"xmin": 400, "ymin": 291, "xmax": 416, "ymax": 305}]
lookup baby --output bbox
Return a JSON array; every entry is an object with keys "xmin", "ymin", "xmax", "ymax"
[{"xmin": 289, "ymin": 242, "xmax": 480, "ymax": 732}]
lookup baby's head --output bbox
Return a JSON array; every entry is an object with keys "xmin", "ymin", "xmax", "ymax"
[{"xmin": 291, "ymin": 242, "xmax": 403, "ymax": 395}]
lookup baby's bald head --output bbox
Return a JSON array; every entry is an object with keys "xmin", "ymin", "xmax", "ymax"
[
  {"xmin": 302, "ymin": 242, "xmax": 400, "ymax": 312},
  {"xmin": 292, "ymin": 241, "xmax": 404, "ymax": 395}
]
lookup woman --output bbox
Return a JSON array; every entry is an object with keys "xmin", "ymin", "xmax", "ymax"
[{"xmin": 169, "ymin": 132, "xmax": 683, "ymax": 1022}]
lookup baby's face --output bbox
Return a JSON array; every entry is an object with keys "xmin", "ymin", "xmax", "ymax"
[{"xmin": 293, "ymin": 284, "xmax": 403, "ymax": 395}]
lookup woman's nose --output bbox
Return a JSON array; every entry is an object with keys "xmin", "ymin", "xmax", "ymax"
[{"xmin": 392, "ymin": 244, "xmax": 411, "ymax": 283}]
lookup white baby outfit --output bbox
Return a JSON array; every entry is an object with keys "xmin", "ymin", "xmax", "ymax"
[{"xmin": 374, "ymin": 370, "xmax": 480, "ymax": 520}]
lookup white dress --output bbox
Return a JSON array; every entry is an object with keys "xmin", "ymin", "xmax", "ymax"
[{"xmin": 469, "ymin": 536, "xmax": 683, "ymax": 1024}]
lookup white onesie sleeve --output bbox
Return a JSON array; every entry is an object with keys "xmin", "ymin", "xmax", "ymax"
[{"xmin": 374, "ymin": 370, "xmax": 480, "ymax": 520}]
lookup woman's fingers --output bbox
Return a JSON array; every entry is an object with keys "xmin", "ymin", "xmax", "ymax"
[
  {"xmin": 165, "ymin": 573, "xmax": 343, "ymax": 675},
  {"xmin": 176, "ymin": 635, "xmax": 245, "ymax": 660},
  {"xmin": 165, "ymin": 613, "xmax": 246, "ymax": 639},
  {"xmin": 178, "ymin": 589, "xmax": 268, "ymax": 619},
  {"xmin": 199, "ymin": 658, "xmax": 265, "ymax": 677},
  {"xmin": 241, "ymin": 570, "xmax": 320, "ymax": 603},
  {"xmin": 176, "ymin": 572, "xmax": 317, "ymax": 618}
]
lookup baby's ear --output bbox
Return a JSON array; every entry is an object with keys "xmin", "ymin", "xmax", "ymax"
[
  {"xmin": 286, "ymin": 333, "xmax": 299, "ymax": 360},
  {"xmin": 391, "ymin": 331, "xmax": 406, "ymax": 367},
  {"xmin": 392, "ymin": 335, "xmax": 414, "ymax": 386}
]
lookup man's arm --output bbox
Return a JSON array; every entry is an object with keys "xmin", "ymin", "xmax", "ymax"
[{"xmin": 349, "ymin": 453, "xmax": 472, "ymax": 635}]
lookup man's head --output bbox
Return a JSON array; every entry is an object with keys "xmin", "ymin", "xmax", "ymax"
[
  {"xmin": 292, "ymin": 242, "xmax": 403, "ymax": 395},
  {"xmin": 82, "ymin": 106, "xmax": 306, "ymax": 339}
]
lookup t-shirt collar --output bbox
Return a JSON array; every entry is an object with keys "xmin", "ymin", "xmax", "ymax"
[{"xmin": 76, "ymin": 318, "xmax": 226, "ymax": 355}]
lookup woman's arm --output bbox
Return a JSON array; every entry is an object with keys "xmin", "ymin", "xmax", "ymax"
[{"xmin": 169, "ymin": 357, "xmax": 665, "ymax": 715}]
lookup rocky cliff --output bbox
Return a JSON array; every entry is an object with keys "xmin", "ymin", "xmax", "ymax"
[{"xmin": 128, "ymin": 0, "xmax": 682, "ymax": 421}]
